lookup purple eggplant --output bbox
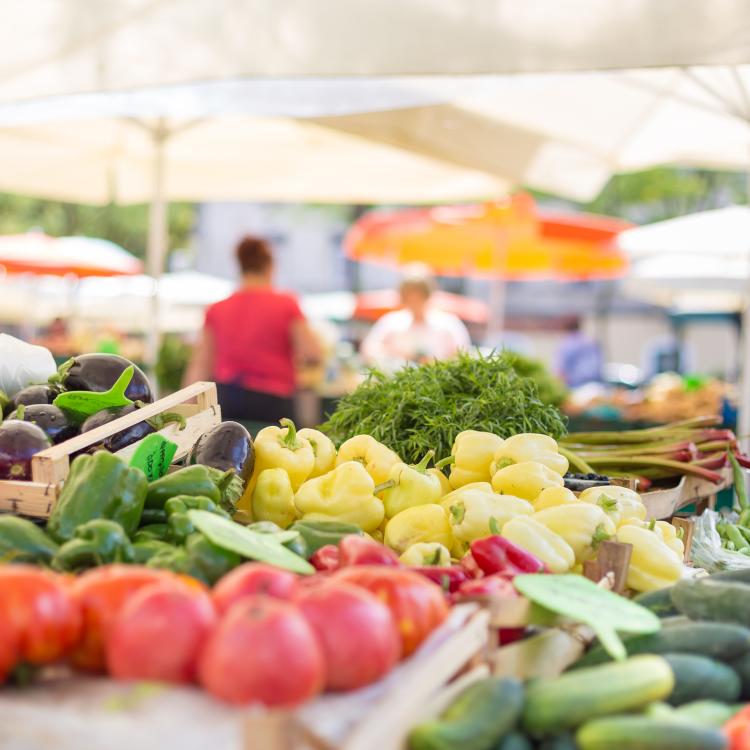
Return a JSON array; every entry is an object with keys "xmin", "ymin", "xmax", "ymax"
[
  {"xmin": 189, "ymin": 421, "xmax": 254, "ymax": 480},
  {"xmin": 80, "ymin": 403, "xmax": 186, "ymax": 454},
  {"xmin": 5, "ymin": 384, "xmax": 62, "ymax": 416},
  {"xmin": 0, "ymin": 420, "xmax": 52, "ymax": 480},
  {"xmin": 7, "ymin": 404, "xmax": 79, "ymax": 445},
  {"xmin": 55, "ymin": 354, "xmax": 153, "ymax": 403}
]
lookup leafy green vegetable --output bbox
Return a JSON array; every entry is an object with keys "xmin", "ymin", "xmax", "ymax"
[
  {"xmin": 507, "ymin": 352, "xmax": 568, "ymax": 407},
  {"xmin": 320, "ymin": 351, "xmax": 567, "ymax": 463},
  {"xmin": 187, "ymin": 510, "xmax": 314, "ymax": 574}
]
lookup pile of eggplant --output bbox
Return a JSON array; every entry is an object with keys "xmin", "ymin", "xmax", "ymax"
[{"xmin": 0, "ymin": 354, "xmax": 154, "ymax": 481}]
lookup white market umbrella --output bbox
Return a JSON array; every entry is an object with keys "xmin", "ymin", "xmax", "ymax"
[{"xmin": 2, "ymin": 0, "xmax": 749, "ymax": 105}]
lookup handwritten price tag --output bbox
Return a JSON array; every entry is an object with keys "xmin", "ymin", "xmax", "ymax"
[{"xmin": 129, "ymin": 433, "xmax": 178, "ymax": 481}]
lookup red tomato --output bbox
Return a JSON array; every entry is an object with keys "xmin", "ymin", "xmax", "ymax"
[
  {"xmin": 106, "ymin": 581, "xmax": 216, "ymax": 684},
  {"xmin": 199, "ymin": 596, "xmax": 324, "ymax": 707},
  {"xmin": 332, "ymin": 566, "xmax": 448, "ymax": 657},
  {"xmin": 212, "ymin": 563, "xmax": 298, "ymax": 614},
  {"xmin": 725, "ymin": 706, "xmax": 750, "ymax": 750},
  {"xmin": 297, "ymin": 581, "xmax": 400, "ymax": 691},
  {"xmin": 0, "ymin": 610, "xmax": 19, "ymax": 682},
  {"xmin": 70, "ymin": 565, "xmax": 174, "ymax": 671},
  {"xmin": 0, "ymin": 565, "xmax": 81, "ymax": 665}
]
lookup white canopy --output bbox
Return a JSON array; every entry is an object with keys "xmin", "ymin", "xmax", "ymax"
[{"xmin": 2, "ymin": 0, "xmax": 749, "ymax": 105}]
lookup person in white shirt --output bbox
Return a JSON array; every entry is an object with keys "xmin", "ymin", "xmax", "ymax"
[{"xmin": 361, "ymin": 265, "xmax": 471, "ymax": 370}]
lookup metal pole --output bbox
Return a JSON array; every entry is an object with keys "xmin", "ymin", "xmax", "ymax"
[
  {"xmin": 738, "ymin": 160, "xmax": 750, "ymax": 449},
  {"xmin": 145, "ymin": 120, "xmax": 168, "ymax": 393}
]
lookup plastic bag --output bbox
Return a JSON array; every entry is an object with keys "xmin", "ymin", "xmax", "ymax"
[
  {"xmin": 0, "ymin": 334, "xmax": 56, "ymax": 398},
  {"xmin": 691, "ymin": 509, "xmax": 750, "ymax": 573}
]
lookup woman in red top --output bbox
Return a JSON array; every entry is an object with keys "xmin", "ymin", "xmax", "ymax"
[{"xmin": 184, "ymin": 236, "xmax": 321, "ymax": 423}]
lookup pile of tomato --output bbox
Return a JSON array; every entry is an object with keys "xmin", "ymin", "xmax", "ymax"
[{"xmin": 0, "ymin": 562, "xmax": 448, "ymax": 707}]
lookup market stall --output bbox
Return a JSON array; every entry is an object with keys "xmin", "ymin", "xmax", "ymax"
[{"xmin": 0, "ymin": 337, "xmax": 747, "ymax": 749}]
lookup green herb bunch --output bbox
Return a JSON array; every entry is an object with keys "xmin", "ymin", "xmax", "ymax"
[{"xmin": 320, "ymin": 351, "xmax": 568, "ymax": 463}]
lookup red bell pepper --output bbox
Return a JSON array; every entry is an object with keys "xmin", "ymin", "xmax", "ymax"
[
  {"xmin": 310, "ymin": 545, "xmax": 340, "ymax": 572},
  {"xmin": 409, "ymin": 565, "xmax": 470, "ymax": 593},
  {"xmin": 459, "ymin": 551, "xmax": 482, "ymax": 579},
  {"xmin": 337, "ymin": 536, "xmax": 401, "ymax": 567},
  {"xmin": 469, "ymin": 535, "xmax": 545, "ymax": 577},
  {"xmin": 724, "ymin": 705, "xmax": 750, "ymax": 750},
  {"xmin": 456, "ymin": 573, "xmax": 518, "ymax": 599}
]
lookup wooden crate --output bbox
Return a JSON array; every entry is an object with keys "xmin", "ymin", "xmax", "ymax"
[{"xmin": 0, "ymin": 381, "xmax": 221, "ymax": 518}]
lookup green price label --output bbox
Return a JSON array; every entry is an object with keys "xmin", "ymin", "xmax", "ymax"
[
  {"xmin": 129, "ymin": 433, "xmax": 178, "ymax": 481},
  {"xmin": 54, "ymin": 366, "xmax": 134, "ymax": 421}
]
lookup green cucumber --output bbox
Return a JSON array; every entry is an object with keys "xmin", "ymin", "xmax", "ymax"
[
  {"xmin": 576, "ymin": 716, "xmax": 727, "ymax": 750},
  {"xmin": 409, "ymin": 678, "xmax": 524, "ymax": 750},
  {"xmin": 634, "ymin": 587, "xmax": 678, "ymax": 617},
  {"xmin": 574, "ymin": 621, "xmax": 750, "ymax": 667},
  {"xmin": 671, "ymin": 578, "xmax": 750, "ymax": 623},
  {"xmin": 497, "ymin": 732, "xmax": 534, "ymax": 750},
  {"xmin": 732, "ymin": 650, "xmax": 750, "ymax": 698},
  {"xmin": 522, "ymin": 655, "xmax": 674, "ymax": 735},
  {"xmin": 662, "ymin": 653, "xmax": 741, "ymax": 705},
  {"xmin": 674, "ymin": 700, "xmax": 739, "ymax": 728},
  {"xmin": 538, "ymin": 734, "xmax": 577, "ymax": 750},
  {"xmin": 711, "ymin": 568, "xmax": 750, "ymax": 583}
]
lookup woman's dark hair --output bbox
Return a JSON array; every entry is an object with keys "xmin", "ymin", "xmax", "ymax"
[{"xmin": 236, "ymin": 235, "xmax": 273, "ymax": 274}]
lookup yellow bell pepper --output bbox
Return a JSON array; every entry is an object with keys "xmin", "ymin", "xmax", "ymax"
[
  {"xmin": 297, "ymin": 428, "xmax": 337, "ymax": 479},
  {"xmin": 439, "ymin": 482, "xmax": 493, "ymax": 511},
  {"xmin": 446, "ymin": 489, "xmax": 533, "ymax": 543},
  {"xmin": 491, "ymin": 460, "xmax": 564, "ymax": 501},
  {"xmin": 533, "ymin": 504, "xmax": 616, "ymax": 563},
  {"xmin": 428, "ymin": 459, "xmax": 453, "ymax": 495},
  {"xmin": 368, "ymin": 528, "xmax": 385, "ymax": 544},
  {"xmin": 490, "ymin": 433, "xmax": 569, "ymax": 477},
  {"xmin": 336, "ymin": 434, "xmax": 401, "ymax": 485},
  {"xmin": 251, "ymin": 468, "xmax": 297, "ymax": 529},
  {"xmin": 294, "ymin": 461, "xmax": 384, "ymax": 532},
  {"xmin": 619, "ymin": 518, "xmax": 685, "ymax": 560},
  {"xmin": 384, "ymin": 504, "xmax": 453, "ymax": 554},
  {"xmin": 501, "ymin": 516, "xmax": 575, "ymax": 573},
  {"xmin": 578, "ymin": 485, "xmax": 647, "ymax": 527},
  {"xmin": 381, "ymin": 451, "xmax": 444, "ymax": 519},
  {"xmin": 238, "ymin": 419, "xmax": 315, "ymax": 510},
  {"xmin": 615, "ymin": 523, "xmax": 683, "ymax": 592},
  {"xmin": 399, "ymin": 542, "xmax": 451, "ymax": 567},
  {"xmin": 533, "ymin": 486, "xmax": 579, "ymax": 511},
  {"xmin": 448, "ymin": 430, "xmax": 504, "ymax": 489}
]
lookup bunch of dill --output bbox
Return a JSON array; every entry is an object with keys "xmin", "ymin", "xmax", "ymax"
[{"xmin": 320, "ymin": 351, "xmax": 568, "ymax": 463}]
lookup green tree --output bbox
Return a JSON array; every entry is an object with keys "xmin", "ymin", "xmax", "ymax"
[{"xmin": 0, "ymin": 193, "xmax": 195, "ymax": 259}]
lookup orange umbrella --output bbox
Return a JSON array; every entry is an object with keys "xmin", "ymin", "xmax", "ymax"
[
  {"xmin": 0, "ymin": 232, "xmax": 143, "ymax": 277},
  {"xmin": 345, "ymin": 193, "xmax": 631, "ymax": 280},
  {"xmin": 354, "ymin": 289, "xmax": 490, "ymax": 324}
]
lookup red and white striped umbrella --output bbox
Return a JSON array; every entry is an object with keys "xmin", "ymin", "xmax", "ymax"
[{"xmin": 0, "ymin": 232, "xmax": 142, "ymax": 277}]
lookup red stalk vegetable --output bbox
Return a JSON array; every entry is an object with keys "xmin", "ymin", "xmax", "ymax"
[
  {"xmin": 456, "ymin": 573, "xmax": 518, "ymax": 599},
  {"xmin": 408, "ymin": 565, "xmax": 470, "ymax": 593}
]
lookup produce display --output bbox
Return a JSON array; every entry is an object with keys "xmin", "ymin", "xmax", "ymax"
[
  {"xmin": 409, "ymin": 567, "xmax": 750, "ymax": 750},
  {"xmin": 1, "ymin": 343, "xmax": 749, "ymax": 749}
]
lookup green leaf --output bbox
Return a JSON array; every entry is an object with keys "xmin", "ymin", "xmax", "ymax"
[
  {"xmin": 513, "ymin": 574, "xmax": 661, "ymax": 661},
  {"xmin": 54, "ymin": 365, "xmax": 134, "ymax": 421},
  {"xmin": 187, "ymin": 510, "xmax": 314, "ymax": 575}
]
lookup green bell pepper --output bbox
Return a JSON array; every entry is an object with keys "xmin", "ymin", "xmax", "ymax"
[
  {"xmin": 133, "ymin": 524, "xmax": 170, "ymax": 542},
  {"xmin": 46, "ymin": 451, "xmax": 148, "ymax": 543},
  {"xmin": 132, "ymin": 539, "xmax": 175, "ymax": 564},
  {"xmin": 248, "ymin": 521, "xmax": 309, "ymax": 559},
  {"xmin": 144, "ymin": 465, "xmax": 237, "ymax": 511},
  {"xmin": 0, "ymin": 516, "xmax": 59, "ymax": 565},
  {"xmin": 289, "ymin": 519, "xmax": 363, "ymax": 557},
  {"xmin": 52, "ymin": 519, "xmax": 135, "ymax": 571},
  {"xmin": 147, "ymin": 532, "xmax": 239, "ymax": 585},
  {"xmin": 164, "ymin": 494, "xmax": 229, "ymax": 544}
]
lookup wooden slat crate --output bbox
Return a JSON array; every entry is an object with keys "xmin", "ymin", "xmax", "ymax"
[{"xmin": 0, "ymin": 381, "xmax": 221, "ymax": 518}]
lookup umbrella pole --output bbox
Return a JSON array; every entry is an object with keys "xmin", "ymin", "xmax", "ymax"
[
  {"xmin": 487, "ymin": 278, "xmax": 506, "ymax": 347},
  {"xmin": 145, "ymin": 121, "xmax": 168, "ymax": 394}
]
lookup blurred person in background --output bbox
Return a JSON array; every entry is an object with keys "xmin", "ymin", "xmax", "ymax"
[
  {"xmin": 556, "ymin": 317, "xmax": 602, "ymax": 387},
  {"xmin": 361, "ymin": 264, "xmax": 470, "ymax": 370},
  {"xmin": 184, "ymin": 235, "xmax": 321, "ymax": 423}
]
